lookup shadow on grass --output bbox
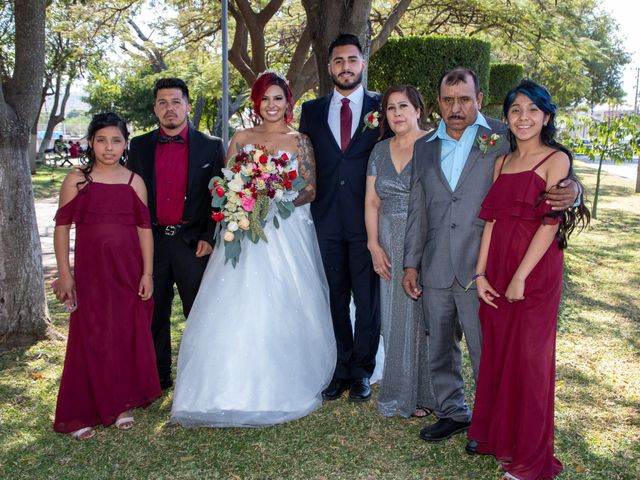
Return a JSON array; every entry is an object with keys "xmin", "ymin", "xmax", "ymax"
[{"xmin": 556, "ymin": 423, "xmax": 639, "ymax": 479}]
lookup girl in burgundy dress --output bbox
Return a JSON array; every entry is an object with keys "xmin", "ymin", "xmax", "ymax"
[
  {"xmin": 467, "ymin": 80, "xmax": 589, "ymax": 479},
  {"xmin": 52, "ymin": 113, "xmax": 160, "ymax": 440}
]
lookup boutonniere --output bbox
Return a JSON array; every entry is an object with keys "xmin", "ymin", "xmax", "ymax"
[
  {"xmin": 477, "ymin": 133, "xmax": 501, "ymax": 155},
  {"xmin": 362, "ymin": 110, "xmax": 381, "ymax": 132}
]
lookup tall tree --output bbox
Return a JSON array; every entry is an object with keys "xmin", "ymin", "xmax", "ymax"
[
  {"xmin": 583, "ymin": 14, "xmax": 630, "ymax": 109},
  {"xmin": 36, "ymin": 29, "xmax": 80, "ymax": 163},
  {"xmin": 0, "ymin": 0, "xmax": 57, "ymax": 350}
]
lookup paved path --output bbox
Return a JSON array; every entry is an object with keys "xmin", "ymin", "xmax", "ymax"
[
  {"xmin": 576, "ymin": 157, "xmax": 638, "ymax": 183},
  {"xmin": 36, "ymin": 198, "xmax": 75, "ymax": 277},
  {"xmin": 37, "ymin": 198, "xmax": 58, "ymax": 275}
]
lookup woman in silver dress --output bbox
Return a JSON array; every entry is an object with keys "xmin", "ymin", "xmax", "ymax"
[{"xmin": 365, "ymin": 85, "xmax": 435, "ymax": 418}]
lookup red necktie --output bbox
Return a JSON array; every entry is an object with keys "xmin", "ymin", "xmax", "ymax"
[{"xmin": 340, "ymin": 97, "xmax": 352, "ymax": 153}]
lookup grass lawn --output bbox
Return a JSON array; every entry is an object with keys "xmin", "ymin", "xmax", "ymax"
[
  {"xmin": 31, "ymin": 165, "xmax": 71, "ymax": 199},
  {"xmin": 1, "ymin": 162, "xmax": 638, "ymax": 479}
]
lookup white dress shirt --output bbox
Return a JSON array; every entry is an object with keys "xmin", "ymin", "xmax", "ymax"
[{"xmin": 328, "ymin": 85, "xmax": 364, "ymax": 148}]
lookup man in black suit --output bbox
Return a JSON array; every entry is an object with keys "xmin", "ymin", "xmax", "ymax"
[
  {"xmin": 128, "ymin": 78, "xmax": 225, "ymax": 390},
  {"xmin": 299, "ymin": 34, "xmax": 381, "ymax": 402}
]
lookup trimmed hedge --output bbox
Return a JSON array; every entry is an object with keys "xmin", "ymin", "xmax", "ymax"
[
  {"xmin": 368, "ymin": 36, "xmax": 491, "ymax": 119},
  {"xmin": 488, "ymin": 63, "xmax": 524, "ymax": 105}
]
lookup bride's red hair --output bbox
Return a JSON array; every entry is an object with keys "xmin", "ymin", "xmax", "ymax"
[{"xmin": 250, "ymin": 72, "xmax": 294, "ymax": 124}]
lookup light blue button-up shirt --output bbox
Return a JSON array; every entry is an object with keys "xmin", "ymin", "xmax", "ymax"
[{"xmin": 427, "ymin": 112, "xmax": 491, "ymax": 190}]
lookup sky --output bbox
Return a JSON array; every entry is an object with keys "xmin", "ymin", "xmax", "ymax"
[{"xmin": 600, "ymin": 0, "xmax": 640, "ymax": 108}]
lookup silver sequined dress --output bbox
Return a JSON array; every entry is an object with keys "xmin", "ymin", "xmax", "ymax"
[{"xmin": 367, "ymin": 139, "xmax": 435, "ymax": 417}]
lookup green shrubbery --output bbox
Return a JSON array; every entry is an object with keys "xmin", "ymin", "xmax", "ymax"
[
  {"xmin": 369, "ymin": 37, "xmax": 526, "ymax": 123},
  {"xmin": 369, "ymin": 36, "xmax": 490, "ymax": 121}
]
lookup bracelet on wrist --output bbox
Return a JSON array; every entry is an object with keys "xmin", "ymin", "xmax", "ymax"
[{"xmin": 464, "ymin": 272, "xmax": 486, "ymax": 292}]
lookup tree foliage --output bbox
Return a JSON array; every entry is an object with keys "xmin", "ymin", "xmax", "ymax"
[
  {"xmin": 368, "ymin": 36, "xmax": 491, "ymax": 122},
  {"xmin": 386, "ymin": 0, "xmax": 630, "ymax": 107},
  {"xmin": 564, "ymin": 114, "xmax": 640, "ymax": 217},
  {"xmin": 67, "ymin": 1, "xmax": 630, "ymax": 124},
  {"xmin": 488, "ymin": 64, "xmax": 524, "ymax": 106}
]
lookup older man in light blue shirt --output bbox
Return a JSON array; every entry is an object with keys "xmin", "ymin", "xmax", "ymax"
[
  {"xmin": 428, "ymin": 111, "xmax": 491, "ymax": 190},
  {"xmin": 402, "ymin": 67, "xmax": 510, "ymax": 444}
]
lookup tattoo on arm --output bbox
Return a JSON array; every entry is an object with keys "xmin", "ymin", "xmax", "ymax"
[{"xmin": 294, "ymin": 134, "xmax": 316, "ymax": 206}]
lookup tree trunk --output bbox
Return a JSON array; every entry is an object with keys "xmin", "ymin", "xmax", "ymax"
[
  {"xmin": 0, "ymin": 0, "xmax": 57, "ymax": 351},
  {"xmin": 212, "ymin": 92, "xmax": 248, "ymax": 138},
  {"xmin": 192, "ymin": 94, "xmax": 206, "ymax": 130},
  {"xmin": 303, "ymin": 0, "xmax": 373, "ymax": 97},
  {"xmin": 0, "ymin": 134, "xmax": 56, "ymax": 350},
  {"xmin": 29, "ymin": 122, "xmax": 38, "ymax": 174},
  {"xmin": 635, "ymin": 156, "xmax": 640, "ymax": 193},
  {"xmin": 36, "ymin": 74, "xmax": 72, "ymax": 162},
  {"xmin": 592, "ymin": 152, "xmax": 605, "ymax": 219}
]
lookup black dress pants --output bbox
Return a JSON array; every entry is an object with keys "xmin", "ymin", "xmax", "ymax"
[
  {"xmin": 151, "ymin": 232, "xmax": 209, "ymax": 380},
  {"xmin": 316, "ymin": 234, "xmax": 380, "ymax": 379}
]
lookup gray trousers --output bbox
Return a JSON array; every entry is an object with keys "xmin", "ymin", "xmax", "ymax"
[{"xmin": 422, "ymin": 280, "xmax": 482, "ymax": 423}]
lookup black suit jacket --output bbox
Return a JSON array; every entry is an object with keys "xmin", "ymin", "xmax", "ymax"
[
  {"xmin": 299, "ymin": 89, "xmax": 382, "ymax": 239},
  {"xmin": 127, "ymin": 125, "xmax": 225, "ymax": 247}
]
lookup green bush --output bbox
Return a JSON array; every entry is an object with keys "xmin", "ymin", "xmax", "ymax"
[
  {"xmin": 488, "ymin": 63, "xmax": 524, "ymax": 105},
  {"xmin": 368, "ymin": 36, "xmax": 491, "ymax": 121}
]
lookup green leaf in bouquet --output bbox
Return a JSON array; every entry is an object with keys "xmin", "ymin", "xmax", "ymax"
[
  {"xmin": 211, "ymin": 194, "xmax": 226, "ymax": 209},
  {"xmin": 248, "ymin": 229, "xmax": 260, "ymax": 243},
  {"xmin": 210, "ymin": 175, "xmax": 224, "ymax": 183},
  {"xmin": 277, "ymin": 201, "xmax": 294, "ymax": 219},
  {"xmin": 224, "ymin": 238, "xmax": 241, "ymax": 267},
  {"xmin": 291, "ymin": 177, "xmax": 306, "ymax": 191},
  {"xmin": 273, "ymin": 216, "xmax": 280, "ymax": 229},
  {"xmin": 283, "ymin": 201, "xmax": 295, "ymax": 212}
]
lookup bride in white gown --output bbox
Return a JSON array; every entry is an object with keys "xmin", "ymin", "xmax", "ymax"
[{"xmin": 171, "ymin": 72, "xmax": 336, "ymax": 427}]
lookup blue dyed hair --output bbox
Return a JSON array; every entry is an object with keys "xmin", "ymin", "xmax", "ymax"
[
  {"xmin": 503, "ymin": 79, "xmax": 558, "ymax": 150},
  {"xmin": 502, "ymin": 79, "xmax": 590, "ymax": 248}
]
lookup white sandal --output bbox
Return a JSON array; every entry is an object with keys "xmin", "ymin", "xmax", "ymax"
[
  {"xmin": 502, "ymin": 473, "xmax": 520, "ymax": 480},
  {"xmin": 115, "ymin": 416, "xmax": 135, "ymax": 430},
  {"xmin": 70, "ymin": 426, "xmax": 95, "ymax": 440}
]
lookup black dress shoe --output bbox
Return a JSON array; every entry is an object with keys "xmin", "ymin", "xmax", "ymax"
[
  {"xmin": 419, "ymin": 418, "xmax": 470, "ymax": 442},
  {"xmin": 348, "ymin": 377, "xmax": 371, "ymax": 402},
  {"xmin": 159, "ymin": 377, "xmax": 173, "ymax": 390},
  {"xmin": 322, "ymin": 378, "xmax": 350, "ymax": 400},
  {"xmin": 465, "ymin": 439, "xmax": 478, "ymax": 455}
]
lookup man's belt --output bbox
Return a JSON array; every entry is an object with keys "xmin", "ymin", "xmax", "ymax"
[{"xmin": 153, "ymin": 223, "xmax": 186, "ymax": 236}]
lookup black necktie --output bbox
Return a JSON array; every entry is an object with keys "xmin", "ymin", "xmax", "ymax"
[{"xmin": 157, "ymin": 134, "xmax": 185, "ymax": 144}]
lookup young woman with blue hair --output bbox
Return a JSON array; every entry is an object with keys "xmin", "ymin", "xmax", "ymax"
[{"xmin": 467, "ymin": 80, "xmax": 589, "ymax": 479}]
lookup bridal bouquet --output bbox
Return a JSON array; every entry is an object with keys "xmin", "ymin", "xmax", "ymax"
[{"xmin": 208, "ymin": 144, "xmax": 305, "ymax": 267}]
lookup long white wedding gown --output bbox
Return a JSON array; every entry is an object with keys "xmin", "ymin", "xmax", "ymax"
[{"xmin": 171, "ymin": 154, "xmax": 337, "ymax": 427}]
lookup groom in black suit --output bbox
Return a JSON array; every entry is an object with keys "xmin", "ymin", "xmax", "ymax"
[
  {"xmin": 128, "ymin": 78, "xmax": 225, "ymax": 390},
  {"xmin": 299, "ymin": 34, "xmax": 381, "ymax": 402}
]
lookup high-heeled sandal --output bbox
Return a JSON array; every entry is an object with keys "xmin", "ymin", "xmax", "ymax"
[
  {"xmin": 115, "ymin": 414, "xmax": 135, "ymax": 430},
  {"xmin": 411, "ymin": 406, "xmax": 433, "ymax": 418},
  {"xmin": 70, "ymin": 426, "xmax": 95, "ymax": 440}
]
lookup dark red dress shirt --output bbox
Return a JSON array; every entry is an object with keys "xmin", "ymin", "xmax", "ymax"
[{"xmin": 155, "ymin": 127, "xmax": 189, "ymax": 226}]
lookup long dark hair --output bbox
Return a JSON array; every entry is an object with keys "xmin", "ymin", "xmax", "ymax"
[
  {"xmin": 503, "ymin": 80, "xmax": 590, "ymax": 249},
  {"xmin": 78, "ymin": 112, "xmax": 129, "ymax": 188}
]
